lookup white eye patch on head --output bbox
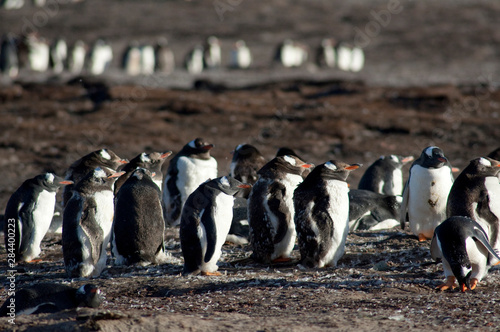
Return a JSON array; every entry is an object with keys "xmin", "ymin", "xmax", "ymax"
[
  {"xmin": 220, "ymin": 176, "xmax": 230, "ymax": 187},
  {"xmin": 94, "ymin": 167, "xmax": 107, "ymax": 178},
  {"xmin": 479, "ymin": 157, "xmax": 492, "ymax": 167},
  {"xmin": 188, "ymin": 139, "xmax": 197, "ymax": 148},
  {"xmin": 100, "ymin": 149, "xmax": 111, "ymax": 160},
  {"xmin": 425, "ymin": 146, "xmax": 437, "ymax": 157},
  {"xmin": 140, "ymin": 153, "xmax": 151, "ymax": 163},
  {"xmin": 325, "ymin": 161, "xmax": 337, "ymax": 171},
  {"xmin": 283, "ymin": 155, "xmax": 296, "ymax": 166},
  {"xmin": 45, "ymin": 173, "xmax": 55, "ymax": 183}
]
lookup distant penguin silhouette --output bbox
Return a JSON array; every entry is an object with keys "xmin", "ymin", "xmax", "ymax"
[
  {"xmin": 185, "ymin": 45, "xmax": 204, "ymax": 74},
  {"xmin": 140, "ymin": 44, "xmax": 155, "ymax": 75},
  {"xmin": 68, "ymin": 40, "xmax": 86, "ymax": 74},
  {"xmin": 0, "ymin": 33, "xmax": 19, "ymax": 78},
  {"xmin": 3, "ymin": 173, "xmax": 72, "ymax": 262},
  {"xmin": 204, "ymin": 36, "xmax": 222, "ymax": 69},
  {"xmin": 122, "ymin": 42, "xmax": 142, "ymax": 76},
  {"xmin": 0, "ymin": 283, "xmax": 102, "ymax": 316},
  {"xmin": 50, "ymin": 38, "xmax": 67, "ymax": 74},
  {"xmin": 89, "ymin": 39, "xmax": 113, "ymax": 75},
  {"xmin": 155, "ymin": 38, "xmax": 175, "ymax": 74},
  {"xmin": 229, "ymin": 40, "xmax": 251, "ymax": 69},
  {"xmin": 316, "ymin": 38, "xmax": 336, "ymax": 68},
  {"xmin": 25, "ymin": 34, "xmax": 50, "ymax": 72}
]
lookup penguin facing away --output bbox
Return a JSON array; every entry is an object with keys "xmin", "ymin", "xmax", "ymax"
[
  {"xmin": 248, "ymin": 155, "xmax": 312, "ymax": 264},
  {"xmin": 0, "ymin": 283, "xmax": 102, "ymax": 316},
  {"xmin": 400, "ymin": 146, "xmax": 454, "ymax": 241},
  {"xmin": 163, "ymin": 138, "xmax": 218, "ymax": 226},
  {"xmin": 112, "ymin": 168, "xmax": 169, "ymax": 266},
  {"xmin": 348, "ymin": 189, "xmax": 402, "ymax": 231},
  {"xmin": 358, "ymin": 154, "xmax": 414, "ymax": 196},
  {"xmin": 431, "ymin": 216, "xmax": 500, "ymax": 292},
  {"xmin": 3, "ymin": 173, "xmax": 72, "ymax": 262},
  {"xmin": 294, "ymin": 161, "xmax": 361, "ymax": 268},
  {"xmin": 229, "ymin": 143, "xmax": 266, "ymax": 198},
  {"xmin": 62, "ymin": 168, "xmax": 123, "ymax": 278},
  {"xmin": 446, "ymin": 157, "xmax": 500, "ymax": 252},
  {"xmin": 180, "ymin": 176, "xmax": 251, "ymax": 275}
]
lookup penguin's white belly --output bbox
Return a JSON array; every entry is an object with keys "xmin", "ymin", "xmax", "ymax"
[
  {"xmin": 475, "ymin": 176, "xmax": 500, "ymax": 250},
  {"xmin": 466, "ymin": 237, "xmax": 490, "ymax": 281},
  {"xmin": 391, "ymin": 168, "xmax": 403, "ymax": 195},
  {"xmin": 93, "ymin": 190, "xmax": 115, "ymax": 275},
  {"xmin": 200, "ymin": 194, "xmax": 234, "ymax": 272},
  {"xmin": 318, "ymin": 181, "xmax": 349, "ymax": 267},
  {"xmin": 407, "ymin": 166, "xmax": 453, "ymax": 238},
  {"xmin": 26, "ymin": 190, "xmax": 56, "ymax": 260},
  {"xmin": 177, "ymin": 156, "xmax": 218, "ymax": 207}
]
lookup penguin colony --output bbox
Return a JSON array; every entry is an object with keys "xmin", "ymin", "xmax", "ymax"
[
  {"xmin": 0, "ymin": 32, "xmax": 365, "ymax": 78},
  {"xmin": 3, "ymin": 143, "xmax": 500, "ymax": 316}
]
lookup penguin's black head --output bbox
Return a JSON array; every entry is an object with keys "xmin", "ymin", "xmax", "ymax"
[
  {"xmin": 419, "ymin": 146, "xmax": 449, "ymax": 169},
  {"xmin": 209, "ymin": 176, "xmax": 252, "ymax": 196},
  {"xmin": 276, "ymin": 147, "xmax": 302, "ymax": 159},
  {"xmin": 466, "ymin": 157, "xmax": 500, "ymax": 178},
  {"xmin": 382, "ymin": 155, "xmax": 414, "ymax": 168},
  {"xmin": 130, "ymin": 167, "xmax": 155, "ymax": 181},
  {"xmin": 232, "ymin": 144, "xmax": 262, "ymax": 161},
  {"xmin": 76, "ymin": 284, "xmax": 103, "ymax": 308},
  {"xmin": 35, "ymin": 172, "xmax": 74, "ymax": 192},
  {"xmin": 184, "ymin": 138, "xmax": 214, "ymax": 159},
  {"xmin": 92, "ymin": 149, "xmax": 129, "ymax": 170},
  {"xmin": 261, "ymin": 155, "xmax": 313, "ymax": 177},
  {"xmin": 315, "ymin": 160, "xmax": 362, "ymax": 181},
  {"xmin": 127, "ymin": 151, "xmax": 172, "ymax": 171},
  {"xmin": 487, "ymin": 147, "xmax": 500, "ymax": 161},
  {"xmin": 76, "ymin": 167, "xmax": 124, "ymax": 191}
]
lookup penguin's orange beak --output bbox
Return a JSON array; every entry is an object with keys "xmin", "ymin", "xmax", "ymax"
[
  {"xmin": 108, "ymin": 171, "xmax": 125, "ymax": 178},
  {"xmin": 161, "ymin": 151, "xmax": 172, "ymax": 159},
  {"xmin": 437, "ymin": 157, "xmax": 447, "ymax": 163},
  {"xmin": 238, "ymin": 184, "xmax": 252, "ymax": 189},
  {"xmin": 452, "ymin": 167, "xmax": 460, "ymax": 173},
  {"xmin": 402, "ymin": 156, "xmax": 414, "ymax": 164},
  {"xmin": 203, "ymin": 144, "xmax": 214, "ymax": 150},
  {"xmin": 59, "ymin": 180, "xmax": 74, "ymax": 185},
  {"xmin": 345, "ymin": 163, "xmax": 362, "ymax": 170},
  {"xmin": 119, "ymin": 159, "xmax": 129, "ymax": 164},
  {"xmin": 301, "ymin": 163, "xmax": 313, "ymax": 169}
]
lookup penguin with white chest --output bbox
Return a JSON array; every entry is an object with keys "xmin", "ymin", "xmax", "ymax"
[
  {"xmin": 163, "ymin": 138, "xmax": 218, "ymax": 226},
  {"xmin": 294, "ymin": 161, "xmax": 361, "ymax": 268},
  {"xmin": 180, "ymin": 176, "xmax": 251, "ymax": 275},
  {"xmin": 400, "ymin": 146, "xmax": 454, "ymax": 241},
  {"xmin": 348, "ymin": 189, "xmax": 402, "ymax": 231},
  {"xmin": 431, "ymin": 216, "xmax": 500, "ymax": 292},
  {"xmin": 248, "ymin": 155, "xmax": 312, "ymax": 264},
  {"xmin": 63, "ymin": 168, "xmax": 123, "ymax": 278},
  {"xmin": 230, "ymin": 143, "xmax": 266, "ymax": 198},
  {"xmin": 113, "ymin": 168, "xmax": 169, "ymax": 266},
  {"xmin": 3, "ymin": 173, "xmax": 72, "ymax": 262},
  {"xmin": 446, "ymin": 157, "xmax": 500, "ymax": 252},
  {"xmin": 358, "ymin": 154, "xmax": 414, "ymax": 196}
]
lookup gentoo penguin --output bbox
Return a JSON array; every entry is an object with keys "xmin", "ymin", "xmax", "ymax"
[
  {"xmin": 122, "ymin": 42, "xmax": 142, "ymax": 76},
  {"xmin": 349, "ymin": 45, "xmax": 365, "ymax": 72},
  {"xmin": 316, "ymin": 38, "xmax": 336, "ymax": 68},
  {"xmin": 229, "ymin": 40, "xmax": 251, "ymax": 69},
  {"xmin": 204, "ymin": 36, "xmax": 222, "ymax": 69},
  {"xmin": 276, "ymin": 147, "xmax": 311, "ymax": 178},
  {"xmin": 274, "ymin": 39, "xmax": 308, "ymax": 68},
  {"xmin": 0, "ymin": 283, "xmax": 102, "ymax": 316},
  {"xmin": 431, "ymin": 216, "xmax": 500, "ymax": 292},
  {"xmin": 68, "ymin": 40, "xmax": 86, "ymax": 74},
  {"xmin": 89, "ymin": 39, "xmax": 113, "ymax": 75},
  {"xmin": 49, "ymin": 38, "xmax": 67, "ymax": 74},
  {"xmin": 1, "ymin": 0, "xmax": 24, "ymax": 10},
  {"xmin": 3, "ymin": 173, "xmax": 72, "ymax": 262},
  {"xmin": 154, "ymin": 38, "xmax": 175, "ymax": 74},
  {"xmin": 26, "ymin": 34, "xmax": 50, "ymax": 72},
  {"xmin": 0, "ymin": 33, "xmax": 19, "ymax": 78},
  {"xmin": 400, "ymin": 146, "xmax": 454, "ymax": 241},
  {"xmin": 358, "ymin": 154, "xmax": 414, "ymax": 196},
  {"xmin": 63, "ymin": 148, "xmax": 128, "ymax": 206},
  {"xmin": 62, "ymin": 168, "xmax": 123, "ymax": 278},
  {"xmin": 446, "ymin": 157, "xmax": 500, "ymax": 252},
  {"xmin": 180, "ymin": 176, "xmax": 251, "ymax": 275},
  {"xmin": 185, "ymin": 44, "xmax": 204, "ymax": 74},
  {"xmin": 163, "ymin": 138, "xmax": 218, "ymax": 226},
  {"xmin": 336, "ymin": 42, "xmax": 352, "ymax": 72},
  {"xmin": 229, "ymin": 143, "xmax": 266, "ymax": 198},
  {"xmin": 487, "ymin": 147, "xmax": 500, "ymax": 162},
  {"xmin": 348, "ymin": 189, "xmax": 401, "ymax": 231},
  {"xmin": 140, "ymin": 44, "xmax": 156, "ymax": 75},
  {"xmin": 248, "ymin": 155, "xmax": 312, "ymax": 263},
  {"xmin": 112, "ymin": 168, "xmax": 169, "ymax": 266},
  {"xmin": 294, "ymin": 161, "xmax": 360, "ymax": 268},
  {"xmin": 114, "ymin": 151, "xmax": 172, "ymax": 195}
]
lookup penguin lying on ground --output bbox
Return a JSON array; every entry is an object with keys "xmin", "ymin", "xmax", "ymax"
[
  {"xmin": 163, "ymin": 138, "xmax": 218, "ymax": 226},
  {"xmin": 226, "ymin": 197, "xmax": 250, "ymax": 245},
  {"xmin": 358, "ymin": 154, "xmax": 414, "ymax": 196},
  {"xmin": 248, "ymin": 155, "xmax": 312, "ymax": 263},
  {"xmin": 400, "ymin": 146, "xmax": 454, "ymax": 241},
  {"xmin": 3, "ymin": 173, "xmax": 72, "ymax": 262},
  {"xmin": 229, "ymin": 144, "xmax": 266, "ymax": 198},
  {"xmin": 294, "ymin": 161, "xmax": 361, "ymax": 268},
  {"xmin": 348, "ymin": 189, "xmax": 402, "ymax": 231},
  {"xmin": 446, "ymin": 157, "xmax": 500, "ymax": 252},
  {"xmin": 112, "ymin": 168, "xmax": 170, "ymax": 266},
  {"xmin": 431, "ymin": 216, "xmax": 500, "ymax": 292},
  {"xmin": 181, "ymin": 176, "xmax": 250, "ymax": 275},
  {"xmin": 63, "ymin": 168, "xmax": 123, "ymax": 278},
  {"xmin": 0, "ymin": 283, "xmax": 102, "ymax": 316}
]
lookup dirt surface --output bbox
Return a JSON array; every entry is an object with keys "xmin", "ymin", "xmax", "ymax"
[{"xmin": 2, "ymin": 0, "xmax": 500, "ymax": 331}]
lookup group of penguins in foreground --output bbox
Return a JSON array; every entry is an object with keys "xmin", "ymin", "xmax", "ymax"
[{"xmin": 3, "ymin": 140, "xmax": 500, "ymax": 315}]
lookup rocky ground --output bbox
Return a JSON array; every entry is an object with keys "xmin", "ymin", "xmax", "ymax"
[{"xmin": 1, "ymin": 0, "xmax": 500, "ymax": 331}]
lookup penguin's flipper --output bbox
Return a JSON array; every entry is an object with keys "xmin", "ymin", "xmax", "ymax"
[
  {"xmin": 79, "ymin": 199, "xmax": 104, "ymax": 267},
  {"xmin": 18, "ymin": 199, "xmax": 37, "ymax": 259},
  {"xmin": 268, "ymin": 182, "xmax": 288, "ymax": 244},
  {"xmin": 400, "ymin": 179, "xmax": 410, "ymax": 229},
  {"xmin": 180, "ymin": 207, "xmax": 203, "ymax": 274},
  {"xmin": 430, "ymin": 233, "xmax": 442, "ymax": 261},
  {"xmin": 202, "ymin": 210, "xmax": 217, "ymax": 263},
  {"xmin": 166, "ymin": 173, "xmax": 182, "ymax": 223},
  {"xmin": 471, "ymin": 223, "xmax": 500, "ymax": 264}
]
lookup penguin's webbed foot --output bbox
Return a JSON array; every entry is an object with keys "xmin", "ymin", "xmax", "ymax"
[
  {"xmin": 436, "ymin": 276, "xmax": 457, "ymax": 291},
  {"xmin": 27, "ymin": 258, "xmax": 43, "ymax": 263},
  {"xmin": 469, "ymin": 278, "xmax": 478, "ymax": 291},
  {"xmin": 418, "ymin": 233, "xmax": 428, "ymax": 242},
  {"xmin": 201, "ymin": 271, "xmax": 222, "ymax": 276}
]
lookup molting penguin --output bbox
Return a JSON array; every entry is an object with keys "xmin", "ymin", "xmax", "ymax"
[
  {"xmin": 358, "ymin": 154, "xmax": 414, "ymax": 196},
  {"xmin": 180, "ymin": 176, "xmax": 251, "ymax": 275},
  {"xmin": 63, "ymin": 148, "xmax": 128, "ymax": 206},
  {"xmin": 248, "ymin": 155, "xmax": 312, "ymax": 263},
  {"xmin": 400, "ymin": 146, "xmax": 454, "ymax": 241},
  {"xmin": 112, "ymin": 168, "xmax": 169, "ymax": 266},
  {"xmin": 230, "ymin": 144, "xmax": 266, "ymax": 198},
  {"xmin": 348, "ymin": 189, "xmax": 401, "ymax": 231},
  {"xmin": 446, "ymin": 157, "xmax": 500, "ymax": 252},
  {"xmin": 431, "ymin": 216, "xmax": 500, "ymax": 292},
  {"xmin": 62, "ymin": 168, "xmax": 123, "ymax": 278},
  {"xmin": 0, "ymin": 283, "xmax": 101, "ymax": 316},
  {"xmin": 294, "ymin": 161, "xmax": 361, "ymax": 268},
  {"xmin": 114, "ymin": 151, "xmax": 172, "ymax": 195},
  {"xmin": 3, "ymin": 173, "xmax": 72, "ymax": 262},
  {"xmin": 163, "ymin": 138, "xmax": 218, "ymax": 226}
]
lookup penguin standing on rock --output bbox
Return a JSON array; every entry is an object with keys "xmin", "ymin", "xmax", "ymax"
[
  {"xmin": 0, "ymin": 283, "xmax": 102, "ymax": 316},
  {"xmin": 181, "ymin": 176, "xmax": 251, "ymax": 275},
  {"xmin": 400, "ymin": 146, "xmax": 454, "ymax": 241},
  {"xmin": 248, "ymin": 155, "xmax": 312, "ymax": 263},
  {"xmin": 112, "ymin": 168, "xmax": 169, "ymax": 266},
  {"xmin": 63, "ymin": 168, "xmax": 123, "ymax": 278},
  {"xmin": 294, "ymin": 161, "xmax": 361, "ymax": 268},
  {"xmin": 229, "ymin": 144, "xmax": 266, "ymax": 198},
  {"xmin": 446, "ymin": 157, "xmax": 500, "ymax": 252},
  {"xmin": 358, "ymin": 154, "xmax": 414, "ymax": 196},
  {"xmin": 431, "ymin": 216, "xmax": 500, "ymax": 292},
  {"xmin": 163, "ymin": 138, "xmax": 218, "ymax": 226},
  {"xmin": 3, "ymin": 173, "xmax": 72, "ymax": 262}
]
